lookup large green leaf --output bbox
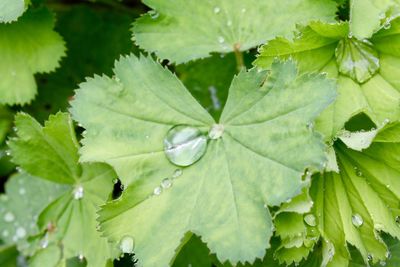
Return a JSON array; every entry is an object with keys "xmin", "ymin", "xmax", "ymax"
[
  {"xmin": 0, "ymin": 0, "xmax": 25, "ymax": 23},
  {"xmin": 71, "ymin": 54, "xmax": 336, "ymax": 266},
  {"xmin": 8, "ymin": 112, "xmax": 117, "ymax": 267},
  {"xmin": 0, "ymin": 173, "xmax": 67, "ymax": 254},
  {"xmin": 0, "ymin": 7, "xmax": 65, "ymax": 105},
  {"xmin": 132, "ymin": 0, "xmax": 337, "ymax": 64},
  {"xmin": 310, "ymin": 124, "xmax": 400, "ymax": 266},
  {"xmin": 255, "ymin": 21, "xmax": 400, "ymax": 141}
]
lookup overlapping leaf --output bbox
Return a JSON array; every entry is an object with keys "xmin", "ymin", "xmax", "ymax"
[
  {"xmin": 0, "ymin": 7, "xmax": 65, "ymax": 105},
  {"xmin": 255, "ymin": 21, "xmax": 400, "ymax": 140},
  {"xmin": 132, "ymin": 0, "xmax": 337, "ymax": 64},
  {"xmin": 349, "ymin": 0, "xmax": 400, "ymax": 39},
  {"xmin": 71, "ymin": 54, "xmax": 336, "ymax": 266},
  {"xmin": 0, "ymin": 172, "xmax": 67, "ymax": 254},
  {"xmin": 310, "ymin": 123, "xmax": 400, "ymax": 266},
  {"xmin": 8, "ymin": 112, "xmax": 117, "ymax": 267},
  {"xmin": 0, "ymin": 0, "xmax": 25, "ymax": 23}
]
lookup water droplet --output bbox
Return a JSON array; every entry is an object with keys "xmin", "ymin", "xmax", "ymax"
[
  {"xmin": 78, "ymin": 254, "xmax": 85, "ymax": 261},
  {"xmin": 304, "ymin": 214, "xmax": 317, "ymax": 227},
  {"xmin": 227, "ymin": 20, "xmax": 232, "ymax": 27},
  {"xmin": 213, "ymin": 6, "xmax": 221, "ymax": 14},
  {"xmin": 119, "ymin": 235, "xmax": 135, "ymax": 254},
  {"xmin": 241, "ymin": 8, "xmax": 246, "ymax": 13},
  {"xmin": 153, "ymin": 186, "xmax": 162, "ymax": 196},
  {"xmin": 208, "ymin": 124, "xmax": 224, "ymax": 139},
  {"xmin": 2, "ymin": 230, "xmax": 9, "ymax": 237},
  {"xmin": 19, "ymin": 188, "xmax": 26, "ymax": 195},
  {"xmin": 161, "ymin": 178, "xmax": 172, "ymax": 189},
  {"xmin": 367, "ymin": 253, "xmax": 373, "ymax": 262},
  {"xmin": 386, "ymin": 250, "xmax": 391, "ymax": 259},
  {"xmin": 380, "ymin": 260, "xmax": 387, "ymax": 266},
  {"xmin": 356, "ymin": 170, "xmax": 363, "ymax": 176},
  {"xmin": 73, "ymin": 185, "xmax": 84, "ymax": 200},
  {"xmin": 5, "ymin": 151, "xmax": 11, "ymax": 156},
  {"xmin": 383, "ymin": 21, "xmax": 391, "ymax": 29},
  {"xmin": 383, "ymin": 118, "xmax": 390, "ymax": 124},
  {"xmin": 306, "ymin": 122, "xmax": 314, "ymax": 130},
  {"xmin": 351, "ymin": 213, "xmax": 363, "ymax": 227},
  {"xmin": 218, "ymin": 36, "xmax": 225, "ymax": 43},
  {"xmin": 113, "ymin": 178, "xmax": 119, "ymax": 184},
  {"xmin": 173, "ymin": 169, "xmax": 182, "ymax": 178},
  {"xmin": 149, "ymin": 10, "xmax": 159, "ymax": 19},
  {"xmin": 40, "ymin": 234, "xmax": 49, "ymax": 248},
  {"xmin": 164, "ymin": 125, "xmax": 207, "ymax": 166},
  {"xmin": 4, "ymin": 212, "xmax": 15, "ymax": 222},
  {"xmin": 395, "ymin": 215, "xmax": 400, "ymax": 224},
  {"xmin": 16, "ymin": 227, "xmax": 26, "ymax": 238}
]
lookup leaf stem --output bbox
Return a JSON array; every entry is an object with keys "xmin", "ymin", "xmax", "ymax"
[{"xmin": 233, "ymin": 43, "xmax": 245, "ymax": 72}]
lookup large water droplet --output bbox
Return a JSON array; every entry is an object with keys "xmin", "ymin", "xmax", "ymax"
[
  {"xmin": 4, "ymin": 212, "xmax": 15, "ymax": 222},
  {"xmin": 208, "ymin": 124, "xmax": 224, "ymax": 139},
  {"xmin": 164, "ymin": 125, "xmax": 207, "ymax": 166},
  {"xmin": 335, "ymin": 37, "xmax": 380, "ymax": 83},
  {"xmin": 304, "ymin": 214, "xmax": 317, "ymax": 227},
  {"xmin": 351, "ymin": 213, "xmax": 363, "ymax": 227},
  {"xmin": 119, "ymin": 235, "xmax": 135, "ymax": 254}
]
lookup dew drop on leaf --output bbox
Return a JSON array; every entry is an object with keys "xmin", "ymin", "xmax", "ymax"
[
  {"xmin": 119, "ymin": 235, "xmax": 135, "ymax": 254},
  {"xmin": 4, "ymin": 211, "xmax": 15, "ymax": 222},
  {"xmin": 173, "ymin": 169, "xmax": 182, "ymax": 178},
  {"xmin": 367, "ymin": 253, "xmax": 373, "ymax": 262},
  {"xmin": 164, "ymin": 125, "xmax": 207, "ymax": 166},
  {"xmin": 380, "ymin": 260, "xmax": 387, "ymax": 266},
  {"xmin": 153, "ymin": 186, "xmax": 162, "ymax": 196},
  {"xmin": 304, "ymin": 214, "xmax": 317, "ymax": 227},
  {"xmin": 351, "ymin": 213, "xmax": 364, "ymax": 227},
  {"xmin": 208, "ymin": 124, "xmax": 224, "ymax": 139},
  {"xmin": 2, "ymin": 230, "xmax": 9, "ymax": 237},
  {"xmin": 161, "ymin": 178, "xmax": 172, "ymax": 189},
  {"xmin": 16, "ymin": 227, "xmax": 26, "ymax": 238},
  {"xmin": 218, "ymin": 36, "xmax": 225, "ymax": 44},
  {"xmin": 73, "ymin": 185, "xmax": 84, "ymax": 200},
  {"xmin": 386, "ymin": 250, "xmax": 391, "ymax": 259},
  {"xmin": 213, "ymin": 7, "xmax": 221, "ymax": 14},
  {"xmin": 395, "ymin": 215, "xmax": 400, "ymax": 224}
]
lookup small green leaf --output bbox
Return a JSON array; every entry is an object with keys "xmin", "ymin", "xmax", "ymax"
[
  {"xmin": 8, "ymin": 112, "xmax": 117, "ymax": 267},
  {"xmin": 0, "ymin": 0, "xmax": 25, "ymax": 23},
  {"xmin": 0, "ymin": 173, "xmax": 67, "ymax": 254},
  {"xmin": 0, "ymin": 7, "xmax": 65, "ymax": 105},
  {"xmin": 132, "ymin": 0, "xmax": 337, "ymax": 63},
  {"xmin": 0, "ymin": 244, "xmax": 18, "ymax": 267},
  {"xmin": 71, "ymin": 54, "xmax": 336, "ymax": 266}
]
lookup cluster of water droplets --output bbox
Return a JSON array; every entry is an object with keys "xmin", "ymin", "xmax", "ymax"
[
  {"xmin": 73, "ymin": 185, "xmax": 84, "ymax": 200},
  {"xmin": 152, "ymin": 169, "xmax": 182, "ymax": 197}
]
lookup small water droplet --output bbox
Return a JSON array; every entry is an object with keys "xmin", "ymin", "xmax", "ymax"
[
  {"xmin": 16, "ymin": 227, "xmax": 26, "ymax": 238},
  {"xmin": 173, "ymin": 169, "xmax": 182, "ymax": 178},
  {"xmin": 386, "ymin": 250, "xmax": 391, "ymax": 259},
  {"xmin": 73, "ymin": 185, "xmax": 84, "ymax": 200},
  {"xmin": 40, "ymin": 234, "xmax": 49, "ymax": 248},
  {"xmin": 351, "ymin": 213, "xmax": 363, "ymax": 227},
  {"xmin": 5, "ymin": 151, "xmax": 11, "ymax": 156},
  {"xmin": 241, "ymin": 8, "xmax": 246, "ymax": 13},
  {"xmin": 395, "ymin": 215, "xmax": 400, "ymax": 224},
  {"xmin": 383, "ymin": 21, "xmax": 391, "ymax": 29},
  {"xmin": 161, "ymin": 178, "xmax": 172, "ymax": 189},
  {"xmin": 164, "ymin": 125, "xmax": 207, "ymax": 167},
  {"xmin": 208, "ymin": 124, "xmax": 224, "ymax": 139},
  {"xmin": 227, "ymin": 20, "xmax": 232, "ymax": 27},
  {"xmin": 213, "ymin": 6, "xmax": 221, "ymax": 14},
  {"xmin": 78, "ymin": 254, "xmax": 85, "ymax": 261},
  {"xmin": 380, "ymin": 260, "xmax": 387, "ymax": 266},
  {"xmin": 113, "ymin": 178, "xmax": 119, "ymax": 184},
  {"xmin": 304, "ymin": 214, "xmax": 317, "ymax": 227},
  {"xmin": 119, "ymin": 235, "xmax": 135, "ymax": 254},
  {"xmin": 4, "ymin": 212, "xmax": 15, "ymax": 222},
  {"xmin": 306, "ymin": 122, "xmax": 314, "ymax": 130},
  {"xmin": 383, "ymin": 118, "xmax": 390, "ymax": 124},
  {"xmin": 19, "ymin": 188, "xmax": 26, "ymax": 195},
  {"xmin": 367, "ymin": 253, "xmax": 373, "ymax": 262},
  {"xmin": 153, "ymin": 186, "xmax": 162, "ymax": 196},
  {"xmin": 149, "ymin": 10, "xmax": 159, "ymax": 19},
  {"xmin": 2, "ymin": 230, "xmax": 9, "ymax": 237},
  {"xmin": 218, "ymin": 36, "xmax": 225, "ymax": 43}
]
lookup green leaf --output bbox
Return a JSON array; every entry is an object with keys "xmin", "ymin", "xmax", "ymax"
[
  {"xmin": 0, "ymin": 244, "xmax": 18, "ymax": 267},
  {"xmin": 71, "ymin": 54, "xmax": 336, "ymax": 266},
  {"xmin": 0, "ymin": 7, "xmax": 65, "ymax": 105},
  {"xmin": 172, "ymin": 235, "xmax": 213, "ymax": 267},
  {"xmin": 132, "ymin": 0, "xmax": 337, "ymax": 64},
  {"xmin": 0, "ymin": 172, "xmax": 67, "ymax": 253},
  {"xmin": 255, "ymin": 21, "xmax": 400, "ymax": 141},
  {"xmin": 8, "ymin": 112, "xmax": 117, "ymax": 267},
  {"xmin": 349, "ymin": 0, "xmax": 400, "ymax": 39},
  {"xmin": 0, "ymin": 0, "xmax": 25, "ymax": 23},
  {"xmin": 311, "ymin": 130, "xmax": 400, "ymax": 266},
  {"xmin": 0, "ymin": 106, "xmax": 13, "ymax": 144}
]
